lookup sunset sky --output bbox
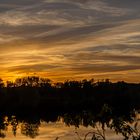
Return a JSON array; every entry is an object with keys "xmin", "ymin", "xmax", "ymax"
[{"xmin": 0, "ymin": 0, "xmax": 140, "ymax": 82}]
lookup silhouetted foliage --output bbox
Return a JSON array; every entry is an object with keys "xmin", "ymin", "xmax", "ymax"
[{"xmin": 0, "ymin": 76, "xmax": 139, "ymax": 139}]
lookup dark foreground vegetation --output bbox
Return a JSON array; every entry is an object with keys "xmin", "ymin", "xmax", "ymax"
[{"xmin": 0, "ymin": 76, "xmax": 140, "ymax": 139}]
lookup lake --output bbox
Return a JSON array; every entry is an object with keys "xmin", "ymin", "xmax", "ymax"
[
  {"xmin": 0, "ymin": 79, "xmax": 140, "ymax": 139},
  {"xmin": 0, "ymin": 120, "xmax": 125, "ymax": 140},
  {"xmin": 0, "ymin": 112, "xmax": 139, "ymax": 140}
]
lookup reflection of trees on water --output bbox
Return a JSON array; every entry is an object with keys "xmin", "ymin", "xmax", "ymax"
[
  {"xmin": 0, "ymin": 115, "xmax": 40, "ymax": 138},
  {"xmin": 0, "ymin": 105, "xmax": 139, "ymax": 139},
  {"xmin": 0, "ymin": 116, "xmax": 8, "ymax": 138},
  {"xmin": 0, "ymin": 76, "xmax": 140, "ymax": 139},
  {"xmin": 10, "ymin": 116, "xmax": 18, "ymax": 136},
  {"xmin": 63, "ymin": 105, "xmax": 140, "ymax": 140},
  {"xmin": 21, "ymin": 122, "xmax": 39, "ymax": 138}
]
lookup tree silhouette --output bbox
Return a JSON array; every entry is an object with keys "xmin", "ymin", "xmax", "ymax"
[{"xmin": 0, "ymin": 76, "xmax": 139, "ymax": 139}]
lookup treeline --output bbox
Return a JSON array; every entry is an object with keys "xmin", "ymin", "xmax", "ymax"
[
  {"xmin": 0, "ymin": 76, "xmax": 140, "ymax": 139},
  {"xmin": 0, "ymin": 76, "xmax": 140, "ymax": 114}
]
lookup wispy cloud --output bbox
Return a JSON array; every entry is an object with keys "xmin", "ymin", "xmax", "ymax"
[{"xmin": 0, "ymin": 0, "xmax": 140, "ymax": 82}]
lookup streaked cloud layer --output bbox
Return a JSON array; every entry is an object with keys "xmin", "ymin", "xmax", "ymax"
[{"xmin": 0, "ymin": 0, "xmax": 140, "ymax": 82}]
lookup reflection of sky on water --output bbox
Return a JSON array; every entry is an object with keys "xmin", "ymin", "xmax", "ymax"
[{"xmin": 2, "ymin": 121, "xmax": 125, "ymax": 140}]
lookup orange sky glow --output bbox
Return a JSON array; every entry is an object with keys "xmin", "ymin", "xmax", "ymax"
[{"xmin": 0, "ymin": 0, "xmax": 140, "ymax": 83}]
